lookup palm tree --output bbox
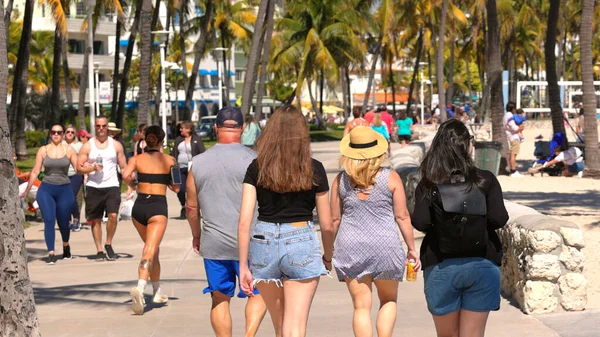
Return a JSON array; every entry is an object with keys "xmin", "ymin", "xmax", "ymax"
[
  {"xmin": 0, "ymin": 0, "xmax": 41, "ymax": 333},
  {"xmin": 137, "ymin": 0, "xmax": 153, "ymax": 125},
  {"xmin": 487, "ymin": 0, "xmax": 509, "ymax": 174},
  {"xmin": 580, "ymin": 0, "xmax": 600, "ymax": 177},
  {"xmin": 241, "ymin": 0, "xmax": 269, "ymax": 115},
  {"xmin": 9, "ymin": 0, "xmax": 34, "ymax": 159},
  {"xmin": 254, "ymin": 0, "xmax": 275, "ymax": 119},
  {"xmin": 545, "ymin": 0, "xmax": 566, "ymax": 136},
  {"xmin": 117, "ymin": 2, "xmax": 142, "ymax": 129},
  {"xmin": 436, "ymin": 0, "xmax": 449, "ymax": 123}
]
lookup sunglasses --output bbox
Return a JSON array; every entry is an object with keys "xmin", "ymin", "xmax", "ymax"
[
  {"xmin": 50, "ymin": 130, "xmax": 63, "ymax": 135},
  {"xmin": 66, "ymin": 130, "xmax": 75, "ymax": 134},
  {"xmin": 96, "ymin": 124, "xmax": 108, "ymax": 129}
]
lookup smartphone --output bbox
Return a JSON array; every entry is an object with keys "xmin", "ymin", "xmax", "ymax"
[
  {"xmin": 170, "ymin": 165, "xmax": 182, "ymax": 185},
  {"xmin": 253, "ymin": 235, "xmax": 266, "ymax": 240}
]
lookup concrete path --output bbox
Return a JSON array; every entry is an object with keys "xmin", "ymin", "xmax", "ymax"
[{"xmin": 26, "ymin": 141, "xmax": 562, "ymax": 337}]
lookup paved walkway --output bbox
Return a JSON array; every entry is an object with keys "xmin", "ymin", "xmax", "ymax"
[{"xmin": 26, "ymin": 141, "xmax": 562, "ymax": 337}]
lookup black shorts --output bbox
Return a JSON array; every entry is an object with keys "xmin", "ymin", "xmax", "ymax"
[
  {"xmin": 85, "ymin": 186, "xmax": 121, "ymax": 220},
  {"xmin": 131, "ymin": 194, "xmax": 168, "ymax": 226},
  {"xmin": 398, "ymin": 134, "xmax": 412, "ymax": 142}
]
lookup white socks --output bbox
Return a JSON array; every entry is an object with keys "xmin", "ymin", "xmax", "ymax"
[
  {"xmin": 152, "ymin": 281, "xmax": 161, "ymax": 295},
  {"xmin": 137, "ymin": 279, "xmax": 147, "ymax": 293}
]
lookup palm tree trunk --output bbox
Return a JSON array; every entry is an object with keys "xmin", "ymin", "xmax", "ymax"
[
  {"xmin": 241, "ymin": 0, "xmax": 270, "ymax": 115},
  {"xmin": 62, "ymin": 38, "xmax": 75, "ymax": 125},
  {"xmin": 307, "ymin": 78, "xmax": 320, "ymax": 121},
  {"xmin": 4, "ymin": 0, "xmax": 13, "ymax": 41},
  {"xmin": 341, "ymin": 67, "xmax": 348, "ymax": 120},
  {"xmin": 221, "ymin": 33, "xmax": 230, "ymax": 107},
  {"xmin": 346, "ymin": 67, "xmax": 352, "ymax": 112},
  {"xmin": 178, "ymin": 6, "xmax": 188, "ymax": 95},
  {"xmin": 361, "ymin": 36, "xmax": 382, "ymax": 116},
  {"xmin": 137, "ymin": 0, "xmax": 153, "ymax": 125},
  {"xmin": 319, "ymin": 69, "xmax": 325, "ymax": 122},
  {"xmin": 77, "ymin": 42, "xmax": 89, "ymax": 130},
  {"xmin": 0, "ymin": 3, "xmax": 40, "ymax": 333},
  {"xmin": 117, "ymin": 2, "xmax": 141, "ymax": 129},
  {"xmin": 185, "ymin": 0, "xmax": 214, "ymax": 118},
  {"xmin": 111, "ymin": 16, "xmax": 121, "ymax": 124},
  {"xmin": 436, "ymin": 0, "xmax": 449, "ymax": 122},
  {"xmin": 545, "ymin": 0, "xmax": 566, "ymax": 136},
  {"xmin": 255, "ymin": 0, "xmax": 275, "ymax": 120},
  {"xmin": 10, "ymin": 0, "xmax": 34, "ymax": 160},
  {"xmin": 406, "ymin": 29, "xmax": 424, "ymax": 114},
  {"xmin": 487, "ymin": 0, "xmax": 509, "ymax": 174},
  {"xmin": 51, "ymin": 27, "xmax": 63, "ymax": 125},
  {"xmin": 580, "ymin": 0, "xmax": 600, "ymax": 177},
  {"xmin": 446, "ymin": 31, "xmax": 455, "ymax": 105},
  {"xmin": 466, "ymin": 57, "xmax": 473, "ymax": 108}
]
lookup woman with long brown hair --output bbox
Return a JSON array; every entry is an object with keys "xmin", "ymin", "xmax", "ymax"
[
  {"xmin": 123, "ymin": 126, "xmax": 181, "ymax": 315},
  {"xmin": 238, "ymin": 105, "xmax": 335, "ymax": 337}
]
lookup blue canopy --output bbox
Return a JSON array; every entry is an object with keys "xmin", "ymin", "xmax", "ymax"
[
  {"xmin": 119, "ymin": 39, "xmax": 129, "ymax": 47},
  {"xmin": 228, "ymin": 71, "xmax": 235, "ymax": 76},
  {"xmin": 209, "ymin": 70, "xmax": 218, "ymax": 76},
  {"xmin": 199, "ymin": 69, "xmax": 209, "ymax": 75}
]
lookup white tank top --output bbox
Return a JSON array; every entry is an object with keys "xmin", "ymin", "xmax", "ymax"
[{"xmin": 87, "ymin": 137, "xmax": 120, "ymax": 188}]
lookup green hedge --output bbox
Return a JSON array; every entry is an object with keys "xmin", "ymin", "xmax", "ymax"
[{"xmin": 26, "ymin": 130, "xmax": 47, "ymax": 148}]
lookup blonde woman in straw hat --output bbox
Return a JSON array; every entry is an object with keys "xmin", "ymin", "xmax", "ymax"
[{"xmin": 331, "ymin": 126, "xmax": 420, "ymax": 337}]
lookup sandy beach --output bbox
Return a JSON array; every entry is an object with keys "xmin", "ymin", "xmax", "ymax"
[{"xmin": 496, "ymin": 122, "xmax": 600, "ymax": 309}]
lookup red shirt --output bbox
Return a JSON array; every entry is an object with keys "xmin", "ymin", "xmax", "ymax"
[{"xmin": 364, "ymin": 111, "xmax": 393, "ymax": 134}]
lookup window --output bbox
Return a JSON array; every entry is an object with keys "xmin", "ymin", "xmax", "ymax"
[
  {"xmin": 76, "ymin": 2, "xmax": 86, "ymax": 16},
  {"xmin": 68, "ymin": 39, "xmax": 85, "ymax": 54},
  {"xmin": 200, "ymin": 76, "xmax": 209, "ymax": 88},
  {"xmin": 235, "ymin": 70, "xmax": 244, "ymax": 82},
  {"xmin": 210, "ymin": 75, "xmax": 219, "ymax": 87},
  {"xmin": 93, "ymin": 41, "xmax": 104, "ymax": 55}
]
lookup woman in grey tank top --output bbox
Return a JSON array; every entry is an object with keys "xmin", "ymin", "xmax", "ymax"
[
  {"xmin": 331, "ymin": 127, "xmax": 420, "ymax": 336},
  {"xmin": 21, "ymin": 124, "xmax": 80, "ymax": 265}
]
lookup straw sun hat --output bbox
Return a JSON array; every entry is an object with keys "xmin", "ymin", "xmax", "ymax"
[
  {"xmin": 340, "ymin": 126, "xmax": 388, "ymax": 159},
  {"xmin": 108, "ymin": 122, "xmax": 121, "ymax": 133}
]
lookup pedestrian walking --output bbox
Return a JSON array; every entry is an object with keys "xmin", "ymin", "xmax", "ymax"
[
  {"xmin": 241, "ymin": 114, "xmax": 261, "ymax": 147},
  {"xmin": 78, "ymin": 115, "xmax": 128, "ymax": 261},
  {"xmin": 21, "ymin": 124, "xmax": 80, "ymax": 264},
  {"xmin": 186, "ymin": 107, "xmax": 267, "ymax": 336},
  {"xmin": 343, "ymin": 106, "xmax": 369, "ymax": 136},
  {"xmin": 412, "ymin": 119, "xmax": 509, "ymax": 337},
  {"xmin": 238, "ymin": 105, "xmax": 335, "ymax": 337},
  {"xmin": 331, "ymin": 126, "xmax": 420, "ymax": 337},
  {"xmin": 134, "ymin": 124, "xmax": 148, "ymax": 155},
  {"xmin": 122, "ymin": 126, "xmax": 179, "ymax": 315},
  {"xmin": 395, "ymin": 111, "xmax": 413, "ymax": 148},
  {"xmin": 171, "ymin": 121, "xmax": 205, "ymax": 219},
  {"xmin": 64, "ymin": 125, "xmax": 84, "ymax": 232}
]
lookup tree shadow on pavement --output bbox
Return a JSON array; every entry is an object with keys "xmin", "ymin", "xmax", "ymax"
[
  {"xmin": 32, "ymin": 278, "xmax": 203, "ymax": 307},
  {"xmin": 502, "ymin": 191, "xmax": 599, "ymax": 217}
]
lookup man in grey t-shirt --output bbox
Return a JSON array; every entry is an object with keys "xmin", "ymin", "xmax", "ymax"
[{"xmin": 186, "ymin": 107, "xmax": 266, "ymax": 337}]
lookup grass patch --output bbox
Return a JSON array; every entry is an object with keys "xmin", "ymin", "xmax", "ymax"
[
  {"xmin": 309, "ymin": 129, "xmax": 344, "ymax": 142},
  {"xmin": 16, "ymin": 148, "xmax": 38, "ymax": 171}
]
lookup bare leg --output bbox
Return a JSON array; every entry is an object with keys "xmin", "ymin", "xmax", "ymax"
[
  {"xmin": 510, "ymin": 153, "xmax": 517, "ymax": 171},
  {"xmin": 105, "ymin": 212, "xmax": 118, "ymax": 246},
  {"xmin": 256, "ymin": 282, "xmax": 285, "ymax": 337},
  {"xmin": 132, "ymin": 217, "xmax": 167, "ymax": 281},
  {"xmin": 282, "ymin": 278, "xmax": 320, "ymax": 337},
  {"xmin": 432, "ymin": 311, "xmax": 460, "ymax": 337},
  {"xmin": 245, "ymin": 294, "xmax": 267, "ymax": 337},
  {"xmin": 90, "ymin": 219, "xmax": 103, "ymax": 252},
  {"xmin": 373, "ymin": 280, "xmax": 399, "ymax": 337},
  {"xmin": 458, "ymin": 310, "xmax": 489, "ymax": 337},
  {"xmin": 210, "ymin": 291, "xmax": 233, "ymax": 337},
  {"xmin": 345, "ymin": 276, "xmax": 373, "ymax": 337}
]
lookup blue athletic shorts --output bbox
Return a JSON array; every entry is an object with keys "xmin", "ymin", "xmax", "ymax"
[
  {"xmin": 423, "ymin": 257, "xmax": 501, "ymax": 316},
  {"xmin": 203, "ymin": 259, "xmax": 259, "ymax": 298}
]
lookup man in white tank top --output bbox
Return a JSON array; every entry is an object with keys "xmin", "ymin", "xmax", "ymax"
[{"xmin": 78, "ymin": 115, "xmax": 128, "ymax": 260}]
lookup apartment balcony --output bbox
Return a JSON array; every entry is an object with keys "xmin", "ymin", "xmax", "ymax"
[
  {"xmin": 67, "ymin": 54, "xmax": 124, "ymax": 73},
  {"xmin": 31, "ymin": 17, "xmax": 116, "ymax": 37}
]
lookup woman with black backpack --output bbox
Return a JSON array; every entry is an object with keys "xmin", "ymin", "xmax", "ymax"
[{"xmin": 412, "ymin": 119, "xmax": 509, "ymax": 337}]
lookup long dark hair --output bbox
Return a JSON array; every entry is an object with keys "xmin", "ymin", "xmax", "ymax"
[{"xmin": 420, "ymin": 119, "xmax": 485, "ymax": 190}]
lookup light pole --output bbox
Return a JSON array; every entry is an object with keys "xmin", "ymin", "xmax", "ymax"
[
  {"xmin": 165, "ymin": 62, "xmax": 181, "ymax": 122},
  {"xmin": 419, "ymin": 62, "xmax": 428, "ymax": 125},
  {"xmin": 84, "ymin": 0, "xmax": 96, "ymax": 134},
  {"xmin": 152, "ymin": 30, "xmax": 170, "ymax": 147},
  {"xmin": 94, "ymin": 62, "xmax": 101, "ymax": 117},
  {"xmin": 212, "ymin": 47, "xmax": 228, "ymax": 110}
]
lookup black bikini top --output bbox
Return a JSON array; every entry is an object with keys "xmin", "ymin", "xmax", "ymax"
[{"xmin": 137, "ymin": 172, "xmax": 171, "ymax": 185}]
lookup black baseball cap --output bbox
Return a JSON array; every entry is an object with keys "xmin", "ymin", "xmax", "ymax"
[{"xmin": 216, "ymin": 106, "xmax": 244, "ymax": 128}]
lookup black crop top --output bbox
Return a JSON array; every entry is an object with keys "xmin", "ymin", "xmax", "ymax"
[{"xmin": 137, "ymin": 172, "xmax": 171, "ymax": 185}]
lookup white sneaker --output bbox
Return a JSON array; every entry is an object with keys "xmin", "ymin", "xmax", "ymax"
[
  {"xmin": 152, "ymin": 291, "xmax": 169, "ymax": 304},
  {"xmin": 130, "ymin": 287, "xmax": 145, "ymax": 315},
  {"xmin": 577, "ymin": 171, "xmax": 583, "ymax": 178},
  {"xmin": 510, "ymin": 171, "xmax": 525, "ymax": 178}
]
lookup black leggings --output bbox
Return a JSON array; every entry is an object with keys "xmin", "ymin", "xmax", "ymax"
[
  {"xmin": 176, "ymin": 167, "xmax": 188, "ymax": 207},
  {"xmin": 132, "ymin": 194, "xmax": 168, "ymax": 226}
]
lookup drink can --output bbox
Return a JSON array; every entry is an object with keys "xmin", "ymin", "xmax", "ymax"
[
  {"xmin": 96, "ymin": 156, "xmax": 103, "ymax": 165},
  {"xmin": 406, "ymin": 259, "xmax": 417, "ymax": 281}
]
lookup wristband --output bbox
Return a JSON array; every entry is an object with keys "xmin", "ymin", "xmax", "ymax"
[{"xmin": 322, "ymin": 255, "xmax": 332, "ymax": 263}]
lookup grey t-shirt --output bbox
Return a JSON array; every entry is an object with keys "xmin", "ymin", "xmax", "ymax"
[{"xmin": 191, "ymin": 143, "xmax": 257, "ymax": 260}]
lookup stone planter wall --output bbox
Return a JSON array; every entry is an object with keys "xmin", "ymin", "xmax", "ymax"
[
  {"xmin": 498, "ymin": 202, "xmax": 588, "ymax": 314},
  {"xmin": 391, "ymin": 129, "xmax": 588, "ymax": 315}
]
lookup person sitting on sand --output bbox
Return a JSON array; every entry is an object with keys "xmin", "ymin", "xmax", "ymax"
[{"xmin": 528, "ymin": 144, "xmax": 584, "ymax": 177}]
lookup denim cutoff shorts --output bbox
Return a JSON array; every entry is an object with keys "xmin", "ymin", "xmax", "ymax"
[
  {"xmin": 423, "ymin": 257, "xmax": 501, "ymax": 316},
  {"xmin": 249, "ymin": 221, "xmax": 327, "ymax": 285}
]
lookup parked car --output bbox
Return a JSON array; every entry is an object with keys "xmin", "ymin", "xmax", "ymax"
[{"xmin": 195, "ymin": 116, "xmax": 217, "ymax": 141}]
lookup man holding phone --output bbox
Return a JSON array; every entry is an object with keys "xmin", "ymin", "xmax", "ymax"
[{"xmin": 186, "ymin": 107, "xmax": 266, "ymax": 337}]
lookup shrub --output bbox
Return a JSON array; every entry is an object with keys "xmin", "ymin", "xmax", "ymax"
[{"xmin": 26, "ymin": 130, "xmax": 47, "ymax": 148}]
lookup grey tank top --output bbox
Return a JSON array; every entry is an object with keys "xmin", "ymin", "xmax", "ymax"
[{"xmin": 43, "ymin": 155, "xmax": 71, "ymax": 185}]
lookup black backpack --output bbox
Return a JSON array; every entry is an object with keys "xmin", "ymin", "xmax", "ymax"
[{"xmin": 430, "ymin": 182, "xmax": 488, "ymax": 255}]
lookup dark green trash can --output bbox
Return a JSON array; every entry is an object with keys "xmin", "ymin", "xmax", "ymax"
[{"xmin": 474, "ymin": 141, "xmax": 502, "ymax": 176}]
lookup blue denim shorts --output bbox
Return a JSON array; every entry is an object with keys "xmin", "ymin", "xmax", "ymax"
[
  {"xmin": 423, "ymin": 257, "xmax": 501, "ymax": 316},
  {"xmin": 567, "ymin": 162, "xmax": 584, "ymax": 173},
  {"xmin": 249, "ymin": 221, "xmax": 327, "ymax": 285}
]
